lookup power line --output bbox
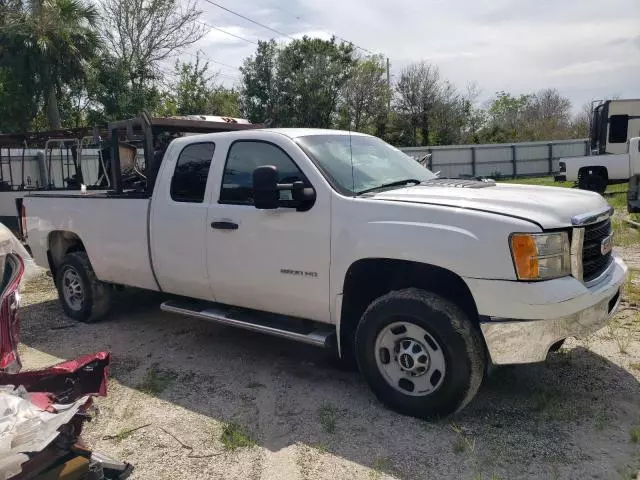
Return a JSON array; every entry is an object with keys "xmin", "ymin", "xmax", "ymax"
[
  {"xmin": 257, "ymin": 2, "xmax": 374, "ymax": 54},
  {"xmin": 195, "ymin": 19, "xmax": 259, "ymax": 45},
  {"xmin": 172, "ymin": 49, "xmax": 242, "ymax": 82},
  {"xmin": 196, "ymin": 0, "xmax": 376, "ymax": 56},
  {"xmin": 196, "ymin": 51, "xmax": 240, "ymax": 71},
  {"xmin": 178, "ymin": 49, "xmax": 241, "ymax": 73},
  {"xmin": 200, "ymin": 0, "xmax": 295, "ymax": 40}
]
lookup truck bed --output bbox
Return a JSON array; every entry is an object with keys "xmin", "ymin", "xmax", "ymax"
[{"xmin": 24, "ymin": 194, "xmax": 158, "ymax": 290}]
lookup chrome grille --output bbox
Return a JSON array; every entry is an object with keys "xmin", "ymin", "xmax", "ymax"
[{"xmin": 581, "ymin": 218, "xmax": 612, "ymax": 282}]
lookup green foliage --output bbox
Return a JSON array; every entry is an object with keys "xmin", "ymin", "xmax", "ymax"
[
  {"xmin": 0, "ymin": 67, "xmax": 39, "ymax": 132},
  {"xmin": 241, "ymin": 36, "xmax": 356, "ymax": 128},
  {"xmin": 479, "ymin": 89, "xmax": 577, "ymax": 143},
  {"xmin": 171, "ymin": 56, "xmax": 214, "ymax": 115},
  {"xmin": 83, "ymin": 53, "xmax": 161, "ymax": 123},
  {"xmin": 0, "ymin": 0, "xmax": 101, "ymax": 128},
  {"xmin": 208, "ymin": 88, "xmax": 240, "ymax": 117},
  {"xmin": 219, "ymin": 422, "xmax": 255, "ymax": 450},
  {"xmin": 158, "ymin": 55, "xmax": 240, "ymax": 117},
  {"xmin": 240, "ymin": 40, "xmax": 279, "ymax": 124},
  {"xmin": 337, "ymin": 55, "xmax": 390, "ymax": 133}
]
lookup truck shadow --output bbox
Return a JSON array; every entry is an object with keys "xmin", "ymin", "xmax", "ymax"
[{"xmin": 18, "ymin": 288, "xmax": 640, "ymax": 479}]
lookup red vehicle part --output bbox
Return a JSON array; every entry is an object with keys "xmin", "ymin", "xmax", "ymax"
[
  {"xmin": 0, "ymin": 253, "xmax": 24, "ymax": 373},
  {"xmin": 0, "ymin": 351, "xmax": 111, "ymax": 406}
]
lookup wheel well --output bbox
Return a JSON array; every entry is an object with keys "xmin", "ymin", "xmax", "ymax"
[
  {"xmin": 47, "ymin": 231, "xmax": 86, "ymax": 278},
  {"xmin": 578, "ymin": 166, "xmax": 608, "ymax": 181},
  {"xmin": 339, "ymin": 258, "xmax": 478, "ymax": 356}
]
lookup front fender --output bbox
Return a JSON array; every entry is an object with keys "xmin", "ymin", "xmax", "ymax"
[{"xmin": 330, "ymin": 199, "xmax": 540, "ymax": 298}]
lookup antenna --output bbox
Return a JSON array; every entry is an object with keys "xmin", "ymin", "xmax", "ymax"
[{"xmin": 349, "ymin": 125, "xmax": 354, "ymax": 194}]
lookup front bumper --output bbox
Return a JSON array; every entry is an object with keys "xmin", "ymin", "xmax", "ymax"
[{"xmin": 471, "ymin": 255, "xmax": 627, "ymax": 365}]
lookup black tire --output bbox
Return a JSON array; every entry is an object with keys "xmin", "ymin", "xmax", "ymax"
[
  {"xmin": 55, "ymin": 251, "xmax": 112, "ymax": 323},
  {"xmin": 579, "ymin": 174, "xmax": 606, "ymax": 194},
  {"xmin": 355, "ymin": 288, "xmax": 485, "ymax": 419},
  {"xmin": 548, "ymin": 339, "xmax": 565, "ymax": 352}
]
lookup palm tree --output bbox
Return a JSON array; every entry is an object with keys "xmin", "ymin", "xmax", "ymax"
[{"xmin": 1, "ymin": 0, "xmax": 100, "ymax": 129}]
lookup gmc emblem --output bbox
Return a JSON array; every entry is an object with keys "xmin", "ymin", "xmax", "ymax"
[{"xmin": 601, "ymin": 234, "xmax": 613, "ymax": 256}]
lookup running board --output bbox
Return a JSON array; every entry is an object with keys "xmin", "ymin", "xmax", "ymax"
[{"xmin": 161, "ymin": 299, "xmax": 335, "ymax": 348}]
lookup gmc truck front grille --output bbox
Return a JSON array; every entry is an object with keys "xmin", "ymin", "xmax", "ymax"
[{"xmin": 582, "ymin": 218, "xmax": 613, "ymax": 282}]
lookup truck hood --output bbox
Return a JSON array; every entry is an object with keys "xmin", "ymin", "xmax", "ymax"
[{"xmin": 370, "ymin": 181, "xmax": 610, "ymax": 229}]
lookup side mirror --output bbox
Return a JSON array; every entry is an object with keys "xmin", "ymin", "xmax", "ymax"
[
  {"xmin": 252, "ymin": 165, "xmax": 316, "ymax": 211},
  {"xmin": 253, "ymin": 165, "xmax": 279, "ymax": 209}
]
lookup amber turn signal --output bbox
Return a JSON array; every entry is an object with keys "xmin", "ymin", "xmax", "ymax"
[{"xmin": 510, "ymin": 234, "xmax": 539, "ymax": 280}]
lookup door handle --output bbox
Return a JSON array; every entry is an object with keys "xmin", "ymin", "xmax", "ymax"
[{"xmin": 211, "ymin": 221, "xmax": 238, "ymax": 230}]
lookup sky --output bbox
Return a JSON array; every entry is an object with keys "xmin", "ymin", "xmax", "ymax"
[{"xmin": 181, "ymin": 0, "xmax": 640, "ymax": 113}]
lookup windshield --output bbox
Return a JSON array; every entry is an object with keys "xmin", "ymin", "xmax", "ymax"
[{"xmin": 296, "ymin": 134, "xmax": 436, "ymax": 195}]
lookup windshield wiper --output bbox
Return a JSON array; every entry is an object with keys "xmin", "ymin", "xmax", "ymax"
[{"xmin": 357, "ymin": 179, "xmax": 423, "ymax": 195}]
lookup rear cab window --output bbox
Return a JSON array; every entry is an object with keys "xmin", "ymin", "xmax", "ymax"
[{"xmin": 170, "ymin": 142, "xmax": 216, "ymax": 203}]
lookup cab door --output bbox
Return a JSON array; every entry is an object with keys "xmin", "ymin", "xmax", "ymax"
[
  {"xmin": 150, "ymin": 141, "xmax": 217, "ymax": 300},
  {"xmin": 206, "ymin": 138, "xmax": 331, "ymax": 323}
]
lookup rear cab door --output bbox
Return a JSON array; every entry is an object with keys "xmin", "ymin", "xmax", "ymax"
[{"xmin": 149, "ymin": 137, "xmax": 218, "ymax": 300}]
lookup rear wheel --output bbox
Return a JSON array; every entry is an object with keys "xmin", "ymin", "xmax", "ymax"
[
  {"xmin": 355, "ymin": 288, "xmax": 485, "ymax": 419},
  {"xmin": 56, "ymin": 252, "xmax": 111, "ymax": 322},
  {"xmin": 579, "ymin": 173, "xmax": 606, "ymax": 194}
]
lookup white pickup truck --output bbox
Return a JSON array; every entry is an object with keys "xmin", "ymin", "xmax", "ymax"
[
  {"xmin": 556, "ymin": 137, "xmax": 640, "ymax": 193},
  {"xmin": 23, "ymin": 128, "xmax": 627, "ymax": 419}
]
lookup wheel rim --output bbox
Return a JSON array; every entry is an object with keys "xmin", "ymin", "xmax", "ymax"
[
  {"xmin": 374, "ymin": 321, "xmax": 446, "ymax": 397},
  {"xmin": 62, "ymin": 266, "xmax": 84, "ymax": 312}
]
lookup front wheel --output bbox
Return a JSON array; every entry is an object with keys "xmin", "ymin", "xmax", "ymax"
[
  {"xmin": 55, "ymin": 251, "xmax": 112, "ymax": 323},
  {"xmin": 579, "ymin": 173, "xmax": 606, "ymax": 194},
  {"xmin": 355, "ymin": 288, "xmax": 485, "ymax": 419}
]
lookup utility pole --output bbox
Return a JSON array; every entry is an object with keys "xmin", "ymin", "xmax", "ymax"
[{"xmin": 386, "ymin": 57, "xmax": 391, "ymax": 111}]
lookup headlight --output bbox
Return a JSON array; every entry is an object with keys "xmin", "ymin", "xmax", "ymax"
[{"xmin": 510, "ymin": 232, "xmax": 570, "ymax": 280}]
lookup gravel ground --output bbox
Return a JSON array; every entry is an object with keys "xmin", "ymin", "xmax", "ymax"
[{"xmin": 16, "ymin": 263, "xmax": 640, "ymax": 480}]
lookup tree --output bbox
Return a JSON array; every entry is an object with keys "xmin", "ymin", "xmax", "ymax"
[
  {"xmin": 481, "ymin": 89, "xmax": 574, "ymax": 142},
  {"xmin": 277, "ymin": 36, "xmax": 355, "ymax": 128},
  {"xmin": 395, "ymin": 62, "xmax": 442, "ymax": 146},
  {"xmin": 99, "ymin": 0, "xmax": 205, "ymax": 96},
  {"xmin": 483, "ymin": 91, "xmax": 533, "ymax": 141},
  {"xmin": 158, "ymin": 56, "xmax": 240, "ymax": 117},
  {"xmin": 338, "ymin": 55, "xmax": 389, "ymax": 132},
  {"xmin": 240, "ymin": 36, "xmax": 355, "ymax": 128},
  {"xmin": 208, "ymin": 88, "xmax": 240, "ymax": 117},
  {"xmin": 240, "ymin": 40, "xmax": 279, "ymax": 124},
  {"xmin": 524, "ymin": 88, "xmax": 572, "ymax": 140},
  {"xmin": 1, "ymin": 0, "xmax": 101, "ymax": 129},
  {"xmin": 83, "ymin": 53, "xmax": 162, "ymax": 123},
  {"xmin": 0, "ymin": 67, "xmax": 39, "ymax": 132},
  {"xmin": 171, "ymin": 55, "xmax": 214, "ymax": 115},
  {"xmin": 570, "ymin": 102, "xmax": 593, "ymax": 139}
]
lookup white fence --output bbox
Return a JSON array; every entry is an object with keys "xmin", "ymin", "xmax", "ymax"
[{"xmin": 400, "ymin": 139, "xmax": 589, "ymax": 178}]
